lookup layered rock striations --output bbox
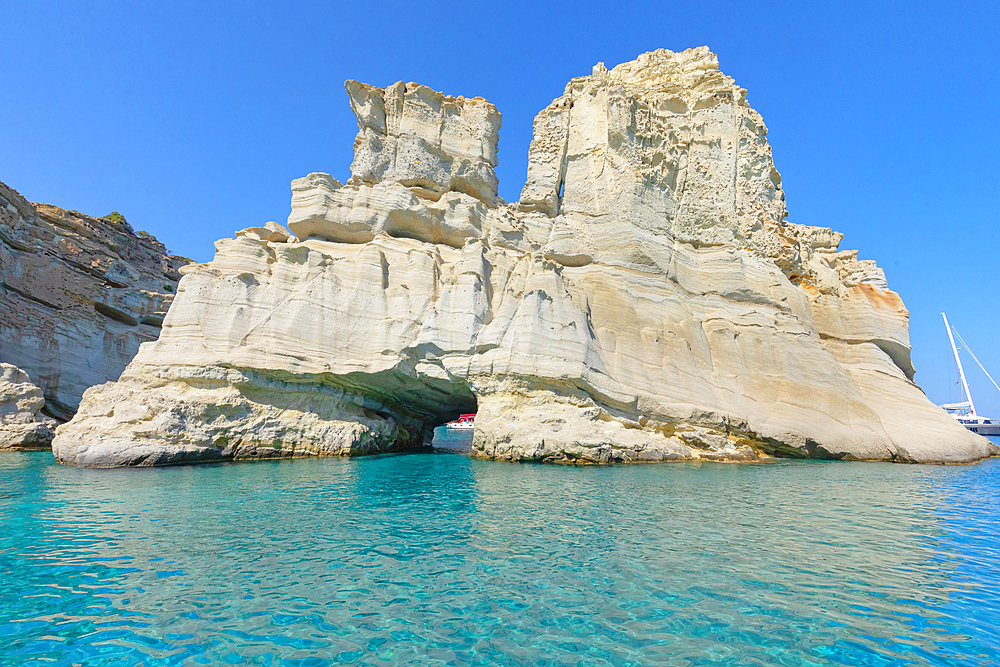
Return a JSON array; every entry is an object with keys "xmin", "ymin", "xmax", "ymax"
[
  {"xmin": 53, "ymin": 48, "xmax": 995, "ymax": 467},
  {"xmin": 0, "ymin": 181, "xmax": 188, "ymax": 420}
]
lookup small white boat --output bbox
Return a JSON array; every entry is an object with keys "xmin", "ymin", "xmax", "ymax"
[
  {"xmin": 445, "ymin": 413, "xmax": 476, "ymax": 430},
  {"xmin": 940, "ymin": 313, "xmax": 1000, "ymax": 436}
]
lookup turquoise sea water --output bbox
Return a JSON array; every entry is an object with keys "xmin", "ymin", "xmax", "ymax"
[{"xmin": 1, "ymin": 432, "xmax": 999, "ymax": 666}]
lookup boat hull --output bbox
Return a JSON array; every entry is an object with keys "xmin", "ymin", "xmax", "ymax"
[{"xmin": 962, "ymin": 423, "xmax": 1000, "ymax": 436}]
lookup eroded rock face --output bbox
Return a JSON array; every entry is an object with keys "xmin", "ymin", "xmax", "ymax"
[
  {"xmin": 0, "ymin": 363, "xmax": 56, "ymax": 450},
  {"xmin": 53, "ymin": 47, "xmax": 996, "ymax": 467},
  {"xmin": 0, "ymin": 181, "xmax": 188, "ymax": 420},
  {"xmin": 346, "ymin": 80, "xmax": 502, "ymax": 206}
]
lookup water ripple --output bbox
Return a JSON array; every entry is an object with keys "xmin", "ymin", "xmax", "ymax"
[{"xmin": 1, "ymin": 437, "xmax": 999, "ymax": 666}]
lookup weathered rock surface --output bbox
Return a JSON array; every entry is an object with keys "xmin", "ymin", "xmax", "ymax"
[
  {"xmin": 53, "ymin": 47, "xmax": 996, "ymax": 467},
  {"xmin": 0, "ymin": 363, "xmax": 56, "ymax": 450},
  {"xmin": 346, "ymin": 80, "xmax": 502, "ymax": 206},
  {"xmin": 0, "ymin": 181, "xmax": 188, "ymax": 420}
]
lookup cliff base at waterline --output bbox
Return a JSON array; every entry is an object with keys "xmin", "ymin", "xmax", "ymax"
[{"xmin": 52, "ymin": 48, "xmax": 997, "ymax": 467}]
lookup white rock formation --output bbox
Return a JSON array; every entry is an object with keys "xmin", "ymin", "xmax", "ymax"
[
  {"xmin": 53, "ymin": 48, "xmax": 996, "ymax": 467},
  {"xmin": 346, "ymin": 80, "xmax": 502, "ymax": 206},
  {"xmin": 0, "ymin": 363, "xmax": 56, "ymax": 450}
]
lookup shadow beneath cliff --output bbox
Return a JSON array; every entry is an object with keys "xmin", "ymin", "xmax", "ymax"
[
  {"xmin": 324, "ymin": 367, "xmax": 479, "ymax": 443},
  {"xmin": 41, "ymin": 395, "xmax": 75, "ymax": 423},
  {"xmin": 229, "ymin": 366, "xmax": 479, "ymax": 455}
]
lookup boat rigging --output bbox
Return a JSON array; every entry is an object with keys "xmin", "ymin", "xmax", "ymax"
[{"xmin": 940, "ymin": 312, "xmax": 1000, "ymax": 436}]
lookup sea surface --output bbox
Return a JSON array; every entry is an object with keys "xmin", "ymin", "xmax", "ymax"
[{"xmin": 1, "ymin": 431, "xmax": 998, "ymax": 666}]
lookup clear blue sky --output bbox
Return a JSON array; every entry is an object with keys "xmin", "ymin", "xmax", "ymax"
[{"xmin": 3, "ymin": 1, "xmax": 998, "ymax": 416}]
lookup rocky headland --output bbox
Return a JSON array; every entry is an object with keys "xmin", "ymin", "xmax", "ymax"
[
  {"xmin": 0, "ymin": 180, "xmax": 188, "ymax": 442},
  {"xmin": 52, "ymin": 47, "xmax": 995, "ymax": 467}
]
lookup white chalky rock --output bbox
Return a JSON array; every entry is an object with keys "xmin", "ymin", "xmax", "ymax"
[
  {"xmin": 345, "ymin": 80, "xmax": 501, "ymax": 206},
  {"xmin": 53, "ymin": 47, "xmax": 996, "ymax": 467},
  {"xmin": 0, "ymin": 364, "xmax": 57, "ymax": 450}
]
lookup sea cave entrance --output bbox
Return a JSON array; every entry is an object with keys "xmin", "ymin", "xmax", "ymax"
[
  {"xmin": 375, "ymin": 367, "xmax": 477, "ymax": 454},
  {"xmin": 425, "ymin": 396, "xmax": 478, "ymax": 453},
  {"xmin": 431, "ymin": 421, "xmax": 476, "ymax": 451}
]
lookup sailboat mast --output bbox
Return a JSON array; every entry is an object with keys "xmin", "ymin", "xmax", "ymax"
[{"xmin": 942, "ymin": 312, "xmax": 977, "ymax": 415}]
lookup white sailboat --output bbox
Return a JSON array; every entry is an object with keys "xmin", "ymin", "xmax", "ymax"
[{"xmin": 940, "ymin": 313, "xmax": 1000, "ymax": 436}]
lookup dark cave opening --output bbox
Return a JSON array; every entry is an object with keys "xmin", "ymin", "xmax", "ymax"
[{"xmin": 427, "ymin": 400, "xmax": 478, "ymax": 452}]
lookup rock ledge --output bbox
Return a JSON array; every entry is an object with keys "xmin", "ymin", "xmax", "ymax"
[{"xmin": 52, "ymin": 48, "xmax": 996, "ymax": 466}]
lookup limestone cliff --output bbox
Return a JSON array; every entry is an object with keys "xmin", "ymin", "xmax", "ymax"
[
  {"xmin": 0, "ymin": 181, "xmax": 188, "ymax": 420},
  {"xmin": 53, "ymin": 48, "xmax": 995, "ymax": 467}
]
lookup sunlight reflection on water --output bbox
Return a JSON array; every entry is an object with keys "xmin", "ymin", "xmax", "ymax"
[{"xmin": 1, "ymin": 448, "xmax": 998, "ymax": 666}]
